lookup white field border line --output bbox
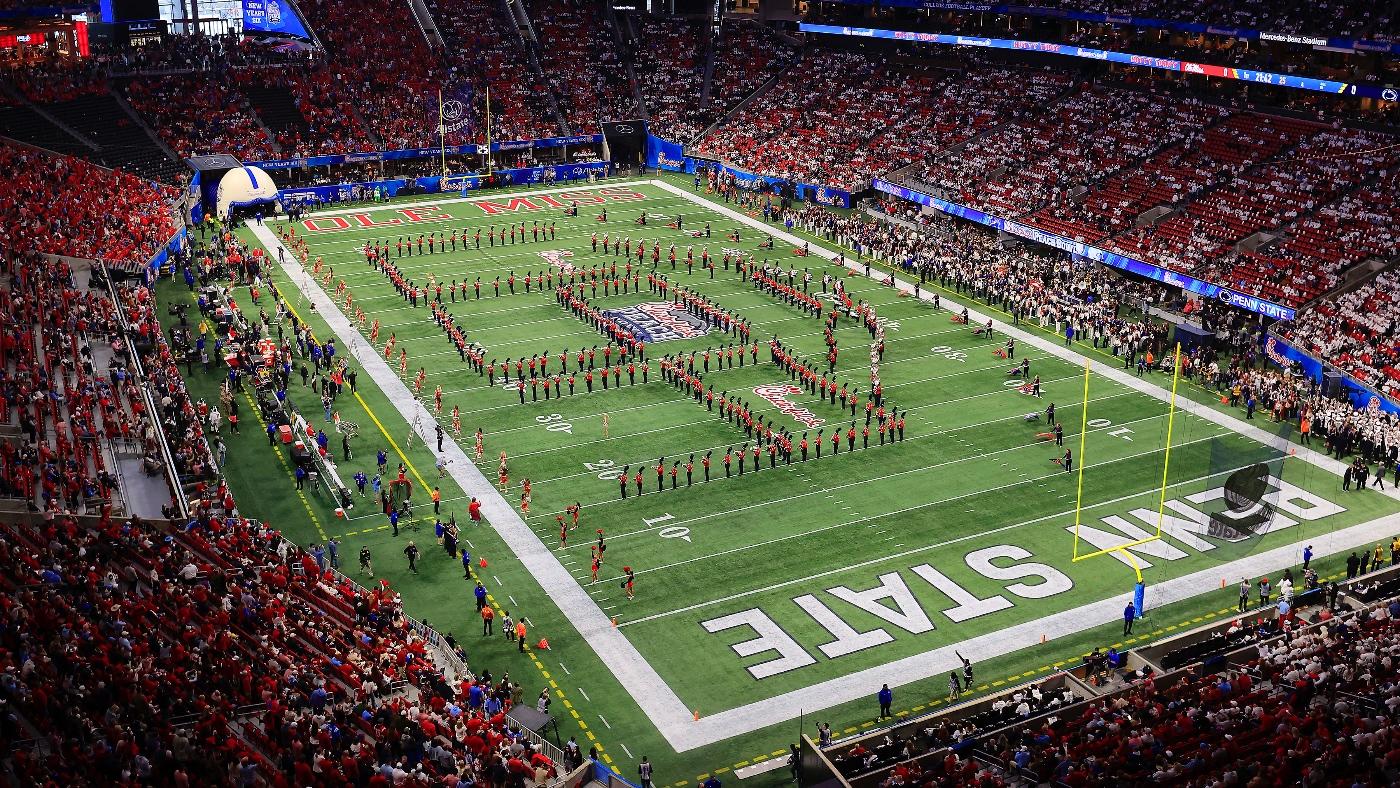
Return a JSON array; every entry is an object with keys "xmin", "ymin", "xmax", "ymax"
[
  {"xmin": 251, "ymin": 221, "xmax": 702, "ymax": 748},
  {"xmin": 290, "ymin": 179, "xmax": 654, "ymax": 221},
  {"xmin": 257, "ymin": 184, "xmax": 1400, "ymax": 754}
]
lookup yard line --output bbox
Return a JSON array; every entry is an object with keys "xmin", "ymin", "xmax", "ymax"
[
  {"xmin": 617, "ymin": 448, "xmax": 1241, "ymax": 628},
  {"xmin": 538, "ymin": 386, "xmax": 1145, "ymax": 524},
  {"xmin": 591, "ymin": 428, "xmax": 1229, "ymax": 594},
  {"xmin": 620, "ymin": 743, "xmax": 633, "ymax": 760},
  {"xmin": 524, "ymin": 362, "xmax": 1082, "ymax": 482},
  {"xmin": 578, "ymin": 687, "xmax": 591, "ymax": 702},
  {"xmin": 509, "ymin": 595, "xmax": 518, "ymax": 607},
  {"xmin": 598, "ymin": 714, "xmax": 611, "ymax": 729},
  {"xmin": 559, "ymin": 662, "xmax": 571, "ymax": 675},
  {"xmin": 530, "ymin": 369, "xmax": 1115, "ymax": 491}
]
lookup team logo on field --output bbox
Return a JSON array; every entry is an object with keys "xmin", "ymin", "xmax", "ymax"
[
  {"xmin": 754, "ymin": 383, "xmax": 825, "ymax": 428},
  {"xmin": 539, "ymin": 249, "xmax": 576, "ymax": 274},
  {"xmin": 603, "ymin": 302, "xmax": 710, "ymax": 343}
]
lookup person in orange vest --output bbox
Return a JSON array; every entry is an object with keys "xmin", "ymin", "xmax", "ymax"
[
  {"xmin": 516, "ymin": 619, "xmax": 527, "ymax": 652},
  {"xmin": 431, "ymin": 486, "xmax": 442, "ymax": 515},
  {"xmin": 481, "ymin": 605, "xmax": 495, "ymax": 636}
]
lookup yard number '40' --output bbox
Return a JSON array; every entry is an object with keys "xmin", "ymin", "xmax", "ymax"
[
  {"xmin": 930, "ymin": 345, "xmax": 967, "ymax": 362},
  {"xmin": 537, "ymin": 413, "xmax": 573, "ymax": 434}
]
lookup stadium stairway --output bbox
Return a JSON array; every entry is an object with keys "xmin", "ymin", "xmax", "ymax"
[
  {"xmin": 698, "ymin": 35, "xmax": 716, "ymax": 110},
  {"xmin": 245, "ymin": 83, "xmax": 311, "ymax": 153},
  {"xmin": 0, "ymin": 82, "xmax": 96, "ymax": 157},
  {"xmin": 407, "ymin": 0, "xmax": 448, "ymax": 49},
  {"xmin": 506, "ymin": 0, "xmax": 570, "ymax": 135},
  {"xmin": 0, "ymin": 104, "xmax": 94, "ymax": 158},
  {"xmin": 39, "ymin": 92, "xmax": 184, "ymax": 183},
  {"xmin": 685, "ymin": 49, "xmax": 796, "ymax": 155}
]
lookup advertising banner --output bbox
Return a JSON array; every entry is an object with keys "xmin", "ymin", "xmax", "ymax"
[
  {"xmin": 645, "ymin": 134, "xmax": 694, "ymax": 173},
  {"xmin": 799, "ymin": 22, "xmax": 1399, "ymax": 98}
]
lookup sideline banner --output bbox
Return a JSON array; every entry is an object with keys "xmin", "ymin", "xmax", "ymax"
[
  {"xmin": 645, "ymin": 134, "xmax": 694, "ymax": 173},
  {"xmin": 714, "ymin": 161, "xmax": 854, "ymax": 209},
  {"xmin": 645, "ymin": 133, "xmax": 854, "ymax": 206},
  {"xmin": 276, "ymin": 162, "xmax": 610, "ymax": 204}
]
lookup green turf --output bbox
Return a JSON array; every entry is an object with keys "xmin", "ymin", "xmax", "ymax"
[{"xmin": 158, "ymin": 174, "xmax": 1400, "ymax": 787}]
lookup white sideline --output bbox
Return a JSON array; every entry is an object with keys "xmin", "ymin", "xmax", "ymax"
[{"xmin": 255, "ymin": 180, "xmax": 1400, "ymax": 753}]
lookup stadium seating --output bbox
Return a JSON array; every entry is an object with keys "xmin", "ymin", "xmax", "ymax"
[
  {"xmin": 1281, "ymin": 268, "xmax": 1400, "ymax": 398},
  {"xmin": 124, "ymin": 73, "xmax": 278, "ymax": 160},
  {"xmin": 921, "ymin": 89, "xmax": 1232, "ymax": 226},
  {"xmin": 634, "ymin": 17, "xmax": 708, "ymax": 143},
  {"xmin": 638, "ymin": 18, "xmax": 798, "ymax": 144},
  {"xmin": 0, "ymin": 140, "xmax": 177, "ymax": 264},
  {"xmin": 35, "ymin": 92, "xmax": 185, "ymax": 182},
  {"xmin": 696, "ymin": 53, "xmax": 1073, "ymax": 190},
  {"xmin": 425, "ymin": 0, "xmax": 561, "ymax": 142},
  {"xmin": 528, "ymin": 0, "xmax": 636, "ymax": 132},
  {"xmin": 0, "ymin": 104, "xmax": 91, "ymax": 157}
]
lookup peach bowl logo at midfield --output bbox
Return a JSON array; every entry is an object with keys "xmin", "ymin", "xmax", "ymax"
[{"xmin": 603, "ymin": 303, "xmax": 710, "ymax": 343}]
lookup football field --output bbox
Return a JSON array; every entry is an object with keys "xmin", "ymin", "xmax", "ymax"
[{"xmin": 237, "ymin": 177, "xmax": 1400, "ymax": 773}]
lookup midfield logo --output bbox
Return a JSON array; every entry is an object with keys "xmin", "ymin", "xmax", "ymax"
[{"xmin": 603, "ymin": 302, "xmax": 710, "ymax": 343}]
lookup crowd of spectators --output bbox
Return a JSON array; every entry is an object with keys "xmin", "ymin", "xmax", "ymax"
[
  {"xmin": 529, "ymin": 0, "xmax": 636, "ymax": 133},
  {"xmin": 637, "ymin": 18, "xmax": 798, "ymax": 144},
  {"xmin": 0, "ymin": 141, "xmax": 178, "ymax": 264},
  {"xmin": 917, "ymin": 84, "xmax": 1156, "ymax": 216},
  {"xmin": 1281, "ymin": 268, "xmax": 1400, "ymax": 400},
  {"xmin": 0, "ymin": 171, "xmax": 586, "ymax": 783},
  {"xmin": 977, "ymin": 599, "xmax": 1400, "ymax": 785},
  {"xmin": 696, "ymin": 52, "xmax": 1072, "ymax": 191},
  {"xmin": 0, "ymin": 498, "xmax": 573, "ymax": 785},
  {"xmin": 634, "ymin": 17, "xmax": 707, "ymax": 143},
  {"xmin": 124, "ymin": 73, "xmax": 278, "ymax": 160},
  {"xmin": 5, "ymin": 56, "xmax": 108, "ymax": 103},
  {"xmin": 427, "ymin": 0, "xmax": 561, "ymax": 143}
]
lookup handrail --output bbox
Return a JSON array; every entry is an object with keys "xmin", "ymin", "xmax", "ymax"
[{"xmin": 98, "ymin": 263, "xmax": 190, "ymax": 517}]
